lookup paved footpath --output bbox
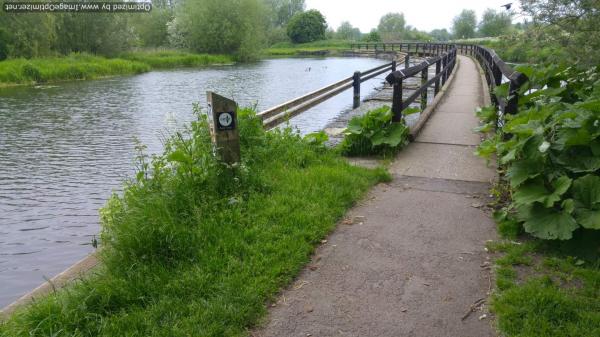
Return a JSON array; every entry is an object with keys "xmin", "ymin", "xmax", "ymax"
[{"xmin": 254, "ymin": 56, "xmax": 497, "ymax": 337}]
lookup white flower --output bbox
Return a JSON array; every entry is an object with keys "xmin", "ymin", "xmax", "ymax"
[{"xmin": 538, "ymin": 141, "xmax": 550, "ymax": 153}]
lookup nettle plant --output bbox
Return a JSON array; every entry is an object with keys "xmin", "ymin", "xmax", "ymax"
[
  {"xmin": 477, "ymin": 64, "xmax": 600, "ymax": 240},
  {"xmin": 341, "ymin": 105, "xmax": 416, "ymax": 157}
]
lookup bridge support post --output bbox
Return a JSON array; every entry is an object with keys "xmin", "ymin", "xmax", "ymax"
[
  {"xmin": 420, "ymin": 67, "xmax": 428, "ymax": 111},
  {"xmin": 353, "ymin": 71, "xmax": 361, "ymax": 109},
  {"xmin": 434, "ymin": 59, "xmax": 441, "ymax": 96},
  {"xmin": 404, "ymin": 54, "xmax": 410, "ymax": 69},
  {"xmin": 442, "ymin": 55, "xmax": 448, "ymax": 85},
  {"xmin": 392, "ymin": 80, "xmax": 403, "ymax": 123}
]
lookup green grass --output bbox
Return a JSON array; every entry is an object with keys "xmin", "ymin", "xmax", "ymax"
[
  {"xmin": 487, "ymin": 231, "xmax": 600, "ymax": 337},
  {"xmin": 265, "ymin": 39, "xmax": 353, "ymax": 56},
  {"xmin": 0, "ymin": 109, "xmax": 387, "ymax": 336},
  {"xmin": 0, "ymin": 51, "xmax": 234, "ymax": 86},
  {"xmin": 119, "ymin": 50, "xmax": 232, "ymax": 69}
]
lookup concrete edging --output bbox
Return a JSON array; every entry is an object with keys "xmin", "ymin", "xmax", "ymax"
[
  {"xmin": 0, "ymin": 253, "xmax": 99, "ymax": 319},
  {"xmin": 408, "ymin": 58, "xmax": 461, "ymax": 141}
]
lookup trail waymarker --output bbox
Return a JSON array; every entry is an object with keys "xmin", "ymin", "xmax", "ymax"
[{"xmin": 207, "ymin": 91, "xmax": 240, "ymax": 164}]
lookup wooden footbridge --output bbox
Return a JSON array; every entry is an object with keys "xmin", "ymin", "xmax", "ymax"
[{"xmin": 258, "ymin": 42, "xmax": 528, "ymax": 131}]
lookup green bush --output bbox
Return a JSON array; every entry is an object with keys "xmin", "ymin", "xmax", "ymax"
[
  {"xmin": 286, "ymin": 9, "xmax": 327, "ymax": 43},
  {"xmin": 476, "ymin": 64, "xmax": 600, "ymax": 240},
  {"xmin": 340, "ymin": 106, "xmax": 412, "ymax": 156}
]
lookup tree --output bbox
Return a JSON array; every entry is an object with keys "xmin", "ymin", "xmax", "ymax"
[
  {"xmin": 362, "ymin": 29, "xmax": 381, "ymax": 42},
  {"xmin": 520, "ymin": 0, "xmax": 600, "ymax": 65},
  {"xmin": 478, "ymin": 8, "xmax": 513, "ymax": 37},
  {"xmin": 175, "ymin": 0, "xmax": 268, "ymax": 61},
  {"xmin": 452, "ymin": 9, "xmax": 477, "ymax": 39},
  {"xmin": 430, "ymin": 28, "xmax": 451, "ymax": 41},
  {"xmin": 286, "ymin": 9, "xmax": 327, "ymax": 43},
  {"xmin": 377, "ymin": 13, "xmax": 406, "ymax": 41},
  {"xmin": 336, "ymin": 21, "xmax": 361, "ymax": 41},
  {"xmin": 265, "ymin": 0, "xmax": 305, "ymax": 27}
]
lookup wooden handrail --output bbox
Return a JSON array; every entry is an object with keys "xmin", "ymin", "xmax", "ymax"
[{"xmin": 258, "ymin": 59, "xmax": 399, "ymax": 128}]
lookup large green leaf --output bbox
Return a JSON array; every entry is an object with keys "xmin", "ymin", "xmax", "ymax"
[
  {"xmin": 518, "ymin": 204, "xmax": 579, "ymax": 240},
  {"xmin": 371, "ymin": 123, "xmax": 407, "ymax": 147},
  {"xmin": 572, "ymin": 174, "xmax": 600, "ymax": 207},
  {"xmin": 513, "ymin": 176, "xmax": 571, "ymax": 207},
  {"xmin": 506, "ymin": 159, "xmax": 544, "ymax": 187},
  {"xmin": 575, "ymin": 209, "xmax": 600, "ymax": 229}
]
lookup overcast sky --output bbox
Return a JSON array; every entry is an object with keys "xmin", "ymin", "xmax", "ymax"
[{"xmin": 305, "ymin": 0, "xmax": 523, "ymax": 33}]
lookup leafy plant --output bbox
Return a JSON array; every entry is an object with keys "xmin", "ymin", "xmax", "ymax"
[
  {"xmin": 476, "ymin": 64, "xmax": 600, "ymax": 240},
  {"xmin": 340, "ymin": 105, "xmax": 411, "ymax": 157}
]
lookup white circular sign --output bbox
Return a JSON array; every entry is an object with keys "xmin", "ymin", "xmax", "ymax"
[{"xmin": 218, "ymin": 112, "xmax": 233, "ymax": 127}]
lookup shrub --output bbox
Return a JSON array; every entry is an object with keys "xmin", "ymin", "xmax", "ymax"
[
  {"xmin": 340, "ymin": 106, "xmax": 411, "ymax": 156},
  {"xmin": 286, "ymin": 10, "xmax": 327, "ymax": 43},
  {"xmin": 476, "ymin": 64, "xmax": 600, "ymax": 240}
]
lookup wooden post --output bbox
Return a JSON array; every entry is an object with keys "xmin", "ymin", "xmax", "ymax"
[
  {"xmin": 392, "ymin": 80, "xmax": 403, "ymax": 122},
  {"xmin": 207, "ymin": 91, "xmax": 240, "ymax": 165},
  {"xmin": 392, "ymin": 60, "xmax": 397, "ymax": 72},
  {"xmin": 353, "ymin": 71, "xmax": 361, "ymax": 109},
  {"xmin": 404, "ymin": 54, "xmax": 410, "ymax": 69},
  {"xmin": 434, "ymin": 59, "xmax": 441, "ymax": 95},
  {"xmin": 421, "ymin": 66, "xmax": 428, "ymax": 111},
  {"xmin": 441, "ymin": 55, "xmax": 448, "ymax": 85}
]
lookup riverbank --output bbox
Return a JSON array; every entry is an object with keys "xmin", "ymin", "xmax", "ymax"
[
  {"xmin": 0, "ymin": 110, "xmax": 388, "ymax": 335},
  {"xmin": 0, "ymin": 51, "xmax": 233, "ymax": 87},
  {"xmin": 265, "ymin": 40, "xmax": 352, "ymax": 57}
]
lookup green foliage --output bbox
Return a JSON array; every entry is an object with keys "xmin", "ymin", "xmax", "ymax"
[
  {"xmin": 476, "ymin": 64, "xmax": 600, "ymax": 240},
  {"xmin": 430, "ymin": 28, "xmax": 452, "ymax": 41},
  {"xmin": 174, "ymin": 0, "xmax": 267, "ymax": 61},
  {"xmin": 286, "ymin": 9, "xmax": 327, "ymax": 43},
  {"xmin": 265, "ymin": 0, "xmax": 305, "ymax": 27},
  {"xmin": 0, "ymin": 107, "xmax": 385, "ymax": 336},
  {"xmin": 336, "ymin": 21, "xmax": 362, "ymax": 41},
  {"xmin": 0, "ymin": 51, "xmax": 231, "ymax": 86},
  {"xmin": 362, "ymin": 30, "xmax": 382, "ymax": 43},
  {"xmin": 377, "ymin": 13, "xmax": 406, "ymax": 41},
  {"xmin": 340, "ymin": 106, "xmax": 411, "ymax": 157},
  {"xmin": 452, "ymin": 9, "xmax": 477, "ymax": 39},
  {"xmin": 478, "ymin": 8, "xmax": 513, "ymax": 37},
  {"xmin": 521, "ymin": 0, "xmax": 600, "ymax": 66}
]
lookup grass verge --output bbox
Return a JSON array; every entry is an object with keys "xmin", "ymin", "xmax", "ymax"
[
  {"xmin": 0, "ymin": 51, "xmax": 233, "ymax": 87},
  {"xmin": 265, "ymin": 40, "xmax": 352, "ymax": 57},
  {"xmin": 486, "ymin": 231, "xmax": 600, "ymax": 337},
  {"xmin": 0, "ymin": 109, "xmax": 388, "ymax": 336}
]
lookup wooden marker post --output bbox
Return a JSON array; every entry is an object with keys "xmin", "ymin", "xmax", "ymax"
[{"xmin": 207, "ymin": 91, "xmax": 240, "ymax": 164}]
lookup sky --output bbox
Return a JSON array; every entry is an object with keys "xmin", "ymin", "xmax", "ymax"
[{"xmin": 305, "ymin": 0, "xmax": 524, "ymax": 33}]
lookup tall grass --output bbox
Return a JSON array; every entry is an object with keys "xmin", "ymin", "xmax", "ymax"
[
  {"xmin": 0, "ymin": 109, "xmax": 387, "ymax": 336},
  {"xmin": 0, "ymin": 51, "xmax": 234, "ymax": 86},
  {"xmin": 265, "ymin": 39, "xmax": 353, "ymax": 56},
  {"xmin": 119, "ymin": 50, "xmax": 233, "ymax": 69}
]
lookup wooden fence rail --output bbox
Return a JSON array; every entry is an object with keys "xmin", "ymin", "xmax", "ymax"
[
  {"xmin": 258, "ymin": 41, "xmax": 527, "ymax": 131},
  {"xmin": 258, "ymin": 58, "xmax": 403, "ymax": 129},
  {"xmin": 385, "ymin": 48, "xmax": 457, "ymax": 122}
]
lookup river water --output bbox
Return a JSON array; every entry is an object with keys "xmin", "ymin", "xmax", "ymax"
[{"xmin": 0, "ymin": 57, "xmax": 387, "ymax": 307}]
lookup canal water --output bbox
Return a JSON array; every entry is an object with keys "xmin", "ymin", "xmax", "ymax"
[{"xmin": 0, "ymin": 57, "xmax": 387, "ymax": 307}]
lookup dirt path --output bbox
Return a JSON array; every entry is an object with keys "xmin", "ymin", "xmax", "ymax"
[{"xmin": 254, "ymin": 56, "xmax": 497, "ymax": 337}]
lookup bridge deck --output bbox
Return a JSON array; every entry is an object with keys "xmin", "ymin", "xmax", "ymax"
[{"xmin": 254, "ymin": 56, "xmax": 498, "ymax": 337}]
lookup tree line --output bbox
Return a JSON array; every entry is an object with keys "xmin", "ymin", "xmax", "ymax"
[{"xmin": 1, "ymin": 0, "xmax": 597, "ymax": 65}]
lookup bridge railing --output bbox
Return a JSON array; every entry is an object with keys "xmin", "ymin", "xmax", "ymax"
[
  {"xmin": 469, "ymin": 45, "xmax": 528, "ymax": 122},
  {"xmin": 258, "ymin": 58, "xmax": 403, "ymax": 129},
  {"xmin": 350, "ymin": 42, "xmax": 456, "ymax": 56},
  {"xmin": 385, "ymin": 47, "xmax": 458, "ymax": 123}
]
